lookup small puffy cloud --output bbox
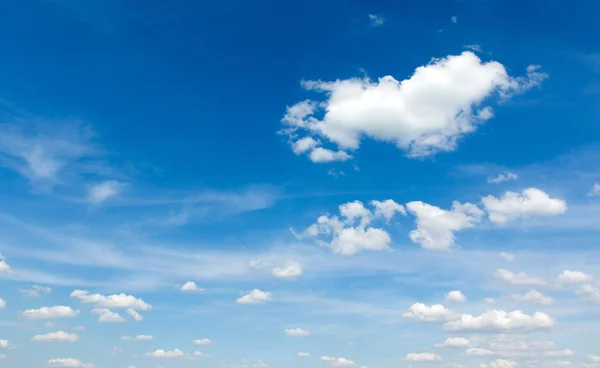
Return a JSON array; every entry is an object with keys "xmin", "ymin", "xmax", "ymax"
[
  {"xmin": 588, "ymin": 183, "xmax": 600, "ymax": 196},
  {"xmin": 500, "ymin": 252, "xmax": 516, "ymax": 262},
  {"xmin": 20, "ymin": 306, "xmax": 80, "ymax": 319},
  {"xmin": 494, "ymin": 269, "xmax": 546, "ymax": 286},
  {"xmin": 405, "ymin": 352, "xmax": 441, "ymax": 361},
  {"xmin": 298, "ymin": 352, "xmax": 310, "ymax": 357},
  {"xmin": 512, "ymin": 289, "xmax": 553, "ymax": 305},
  {"xmin": 47, "ymin": 358, "xmax": 93, "ymax": 367},
  {"xmin": 0, "ymin": 259, "xmax": 13, "ymax": 274},
  {"xmin": 20, "ymin": 285, "xmax": 52, "ymax": 297},
  {"xmin": 557, "ymin": 270, "xmax": 593, "ymax": 285},
  {"xmin": 285, "ymin": 328, "xmax": 310, "ymax": 337},
  {"xmin": 122, "ymin": 335, "xmax": 152, "ymax": 341},
  {"xmin": 70, "ymin": 290, "xmax": 151, "ymax": 310},
  {"xmin": 544, "ymin": 349, "xmax": 574, "ymax": 358},
  {"xmin": 576, "ymin": 284, "xmax": 600, "ymax": 304},
  {"xmin": 91, "ymin": 308, "xmax": 125, "ymax": 323},
  {"xmin": 236, "ymin": 289, "xmax": 272, "ymax": 304},
  {"xmin": 445, "ymin": 290, "xmax": 467, "ymax": 302},
  {"xmin": 0, "ymin": 340, "xmax": 9, "ymax": 349},
  {"xmin": 180, "ymin": 281, "xmax": 204, "ymax": 293},
  {"xmin": 126, "ymin": 308, "xmax": 143, "ymax": 321},
  {"xmin": 88, "ymin": 180, "xmax": 125, "ymax": 204},
  {"xmin": 403, "ymin": 303, "xmax": 459, "ymax": 322},
  {"xmin": 371, "ymin": 199, "xmax": 406, "ymax": 221},
  {"xmin": 368, "ymin": 14, "xmax": 384, "ymax": 26},
  {"xmin": 145, "ymin": 349, "xmax": 185, "ymax": 358},
  {"xmin": 280, "ymin": 52, "xmax": 546, "ymax": 161},
  {"xmin": 466, "ymin": 348, "xmax": 497, "ymax": 356},
  {"xmin": 309, "ymin": 147, "xmax": 352, "ymax": 163},
  {"xmin": 322, "ymin": 356, "xmax": 356, "ymax": 366},
  {"xmin": 482, "ymin": 188, "xmax": 567, "ymax": 224},
  {"xmin": 32, "ymin": 331, "xmax": 79, "ymax": 342},
  {"xmin": 0, "ymin": 298, "xmax": 5, "ymax": 309},
  {"xmin": 488, "ymin": 172, "xmax": 518, "ymax": 184},
  {"xmin": 443, "ymin": 337, "xmax": 470, "ymax": 348},
  {"xmin": 193, "ymin": 338, "xmax": 212, "ymax": 345},
  {"xmin": 443, "ymin": 309, "xmax": 555, "ymax": 332},
  {"xmin": 406, "ymin": 201, "xmax": 484, "ymax": 250},
  {"xmin": 272, "ymin": 262, "xmax": 303, "ymax": 279},
  {"xmin": 480, "ymin": 359, "xmax": 518, "ymax": 368},
  {"xmin": 588, "ymin": 355, "xmax": 600, "ymax": 363}
]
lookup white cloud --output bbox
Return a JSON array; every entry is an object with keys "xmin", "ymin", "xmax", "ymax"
[
  {"xmin": 544, "ymin": 349, "xmax": 574, "ymax": 358},
  {"xmin": 0, "ymin": 298, "xmax": 5, "ymax": 309},
  {"xmin": 298, "ymin": 352, "xmax": 310, "ymax": 357},
  {"xmin": 443, "ymin": 309, "xmax": 555, "ymax": 332},
  {"xmin": 126, "ymin": 308, "xmax": 143, "ymax": 321},
  {"xmin": 589, "ymin": 356, "xmax": 600, "ymax": 363},
  {"xmin": 442, "ymin": 337, "xmax": 470, "ymax": 348},
  {"xmin": 193, "ymin": 338, "xmax": 212, "ymax": 345},
  {"xmin": 488, "ymin": 172, "xmax": 518, "ymax": 184},
  {"xmin": 494, "ymin": 269, "xmax": 546, "ymax": 286},
  {"xmin": 19, "ymin": 285, "xmax": 52, "ymax": 297},
  {"xmin": 70, "ymin": 290, "xmax": 151, "ymax": 310},
  {"xmin": 180, "ymin": 281, "xmax": 204, "ymax": 292},
  {"xmin": 0, "ymin": 260, "xmax": 12, "ymax": 274},
  {"xmin": 145, "ymin": 349, "xmax": 185, "ymax": 358},
  {"xmin": 482, "ymin": 188, "xmax": 567, "ymax": 224},
  {"xmin": 236, "ymin": 289, "xmax": 272, "ymax": 304},
  {"xmin": 500, "ymin": 252, "xmax": 516, "ymax": 262},
  {"xmin": 91, "ymin": 308, "xmax": 125, "ymax": 323},
  {"xmin": 285, "ymin": 328, "xmax": 310, "ymax": 337},
  {"xmin": 272, "ymin": 262, "xmax": 303, "ymax": 279},
  {"xmin": 557, "ymin": 270, "xmax": 593, "ymax": 285},
  {"xmin": 280, "ymin": 51, "xmax": 546, "ymax": 161},
  {"xmin": 576, "ymin": 284, "xmax": 600, "ymax": 304},
  {"xmin": 512, "ymin": 289, "xmax": 553, "ymax": 305},
  {"xmin": 467, "ymin": 348, "xmax": 497, "ymax": 356},
  {"xmin": 403, "ymin": 303, "xmax": 459, "ymax": 322},
  {"xmin": 368, "ymin": 14, "xmax": 384, "ymax": 26},
  {"xmin": 0, "ymin": 340, "xmax": 9, "ymax": 349},
  {"xmin": 588, "ymin": 183, "xmax": 600, "ymax": 196},
  {"xmin": 20, "ymin": 306, "xmax": 80, "ymax": 319},
  {"xmin": 32, "ymin": 331, "xmax": 79, "ymax": 342},
  {"xmin": 405, "ymin": 352, "xmax": 441, "ymax": 361},
  {"xmin": 122, "ymin": 335, "xmax": 152, "ymax": 341},
  {"xmin": 480, "ymin": 359, "xmax": 518, "ymax": 368},
  {"xmin": 406, "ymin": 201, "xmax": 484, "ymax": 250},
  {"xmin": 309, "ymin": 147, "xmax": 352, "ymax": 163},
  {"xmin": 88, "ymin": 180, "xmax": 125, "ymax": 204},
  {"xmin": 322, "ymin": 356, "xmax": 356, "ymax": 366},
  {"xmin": 47, "ymin": 358, "xmax": 93, "ymax": 367},
  {"xmin": 371, "ymin": 199, "xmax": 406, "ymax": 221},
  {"xmin": 445, "ymin": 290, "xmax": 467, "ymax": 302}
]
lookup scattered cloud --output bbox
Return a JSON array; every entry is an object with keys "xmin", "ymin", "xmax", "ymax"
[
  {"xmin": 20, "ymin": 306, "xmax": 80, "ymax": 319},
  {"xmin": 403, "ymin": 303, "xmax": 459, "ymax": 322},
  {"xmin": 193, "ymin": 338, "xmax": 211, "ymax": 345},
  {"xmin": 368, "ymin": 14, "xmax": 384, "ymax": 27},
  {"xmin": 91, "ymin": 308, "xmax": 125, "ymax": 323},
  {"xmin": 122, "ymin": 335, "xmax": 152, "ymax": 341},
  {"xmin": 443, "ymin": 310, "xmax": 555, "ymax": 332},
  {"xmin": 482, "ymin": 188, "xmax": 567, "ymax": 224},
  {"xmin": 47, "ymin": 358, "xmax": 94, "ymax": 367},
  {"xmin": 442, "ymin": 337, "xmax": 471, "ymax": 348},
  {"xmin": 19, "ymin": 285, "xmax": 52, "ymax": 297},
  {"xmin": 494, "ymin": 269, "xmax": 546, "ymax": 286},
  {"xmin": 180, "ymin": 281, "xmax": 204, "ymax": 293},
  {"xmin": 557, "ymin": 270, "xmax": 593, "ymax": 285},
  {"xmin": 88, "ymin": 180, "xmax": 126, "ymax": 204},
  {"xmin": 126, "ymin": 308, "xmax": 143, "ymax": 321},
  {"xmin": 285, "ymin": 328, "xmax": 310, "ymax": 337},
  {"xmin": 322, "ymin": 356, "xmax": 356, "ymax": 366},
  {"xmin": 589, "ymin": 183, "xmax": 600, "ymax": 196},
  {"xmin": 500, "ymin": 252, "xmax": 516, "ymax": 262},
  {"xmin": 298, "ymin": 352, "xmax": 310, "ymax": 357},
  {"xmin": 512, "ymin": 289, "xmax": 554, "ymax": 305},
  {"xmin": 236, "ymin": 289, "xmax": 272, "ymax": 304},
  {"xmin": 32, "ymin": 331, "xmax": 79, "ymax": 342},
  {"xmin": 145, "ymin": 349, "xmax": 185, "ymax": 358},
  {"xmin": 405, "ymin": 352, "xmax": 441, "ymax": 361},
  {"xmin": 488, "ymin": 172, "xmax": 518, "ymax": 184},
  {"xmin": 272, "ymin": 262, "xmax": 303, "ymax": 279},
  {"xmin": 70, "ymin": 290, "xmax": 151, "ymax": 310},
  {"xmin": 445, "ymin": 290, "xmax": 467, "ymax": 302}
]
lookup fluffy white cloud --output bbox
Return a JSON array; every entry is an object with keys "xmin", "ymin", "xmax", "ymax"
[
  {"xmin": 145, "ymin": 349, "xmax": 185, "ymax": 358},
  {"xmin": 20, "ymin": 285, "xmax": 52, "ymax": 297},
  {"xmin": 236, "ymin": 289, "xmax": 272, "ymax": 304},
  {"xmin": 298, "ymin": 352, "xmax": 310, "ymax": 357},
  {"xmin": 180, "ymin": 281, "xmax": 204, "ymax": 292},
  {"xmin": 406, "ymin": 201, "xmax": 484, "ymax": 250},
  {"xmin": 488, "ymin": 172, "xmax": 518, "ymax": 184},
  {"xmin": 405, "ymin": 352, "xmax": 441, "ymax": 361},
  {"xmin": 272, "ymin": 262, "xmax": 303, "ymax": 279},
  {"xmin": 576, "ymin": 284, "xmax": 600, "ymax": 304},
  {"xmin": 88, "ymin": 180, "xmax": 125, "ymax": 204},
  {"xmin": 557, "ymin": 270, "xmax": 593, "ymax": 285},
  {"xmin": 280, "ymin": 51, "xmax": 546, "ymax": 161},
  {"xmin": 482, "ymin": 188, "xmax": 567, "ymax": 224},
  {"xmin": 467, "ymin": 348, "xmax": 497, "ymax": 356},
  {"xmin": 0, "ymin": 340, "xmax": 9, "ymax": 349},
  {"xmin": 47, "ymin": 358, "xmax": 93, "ymax": 367},
  {"xmin": 588, "ymin": 355, "xmax": 600, "ymax": 363},
  {"xmin": 32, "ymin": 331, "xmax": 79, "ymax": 342},
  {"xmin": 443, "ymin": 337, "xmax": 470, "ymax": 348},
  {"xmin": 443, "ymin": 310, "xmax": 555, "ymax": 332},
  {"xmin": 512, "ymin": 289, "xmax": 553, "ymax": 305},
  {"xmin": 370, "ymin": 199, "xmax": 406, "ymax": 221},
  {"xmin": 494, "ymin": 269, "xmax": 546, "ymax": 286},
  {"xmin": 403, "ymin": 303, "xmax": 459, "ymax": 322},
  {"xmin": 91, "ymin": 308, "xmax": 125, "ymax": 323},
  {"xmin": 285, "ymin": 328, "xmax": 310, "ymax": 337},
  {"xmin": 70, "ymin": 290, "xmax": 151, "ymax": 310},
  {"xmin": 588, "ymin": 183, "xmax": 600, "ymax": 196},
  {"xmin": 480, "ymin": 359, "xmax": 518, "ymax": 368},
  {"xmin": 193, "ymin": 338, "xmax": 212, "ymax": 345},
  {"xmin": 445, "ymin": 290, "xmax": 467, "ymax": 302},
  {"xmin": 322, "ymin": 356, "xmax": 356, "ymax": 366},
  {"xmin": 0, "ymin": 259, "xmax": 12, "ymax": 274},
  {"xmin": 0, "ymin": 298, "xmax": 5, "ymax": 309},
  {"xmin": 20, "ymin": 306, "xmax": 80, "ymax": 319},
  {"xmin": 126, "ymin": 308, "xmax": 143, "ymax": 321},
  {"xmin": 500, "ymin": 252, "xmax": 516, "ymax": 262},
  {"xmin": 300, "ymin": 200, "xmax": 394, "ymax": 255}
]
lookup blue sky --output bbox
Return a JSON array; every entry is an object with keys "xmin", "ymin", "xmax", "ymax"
[{"xmin": 1, "ymin": 0, "xmax": 600, "ymax": 367}]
